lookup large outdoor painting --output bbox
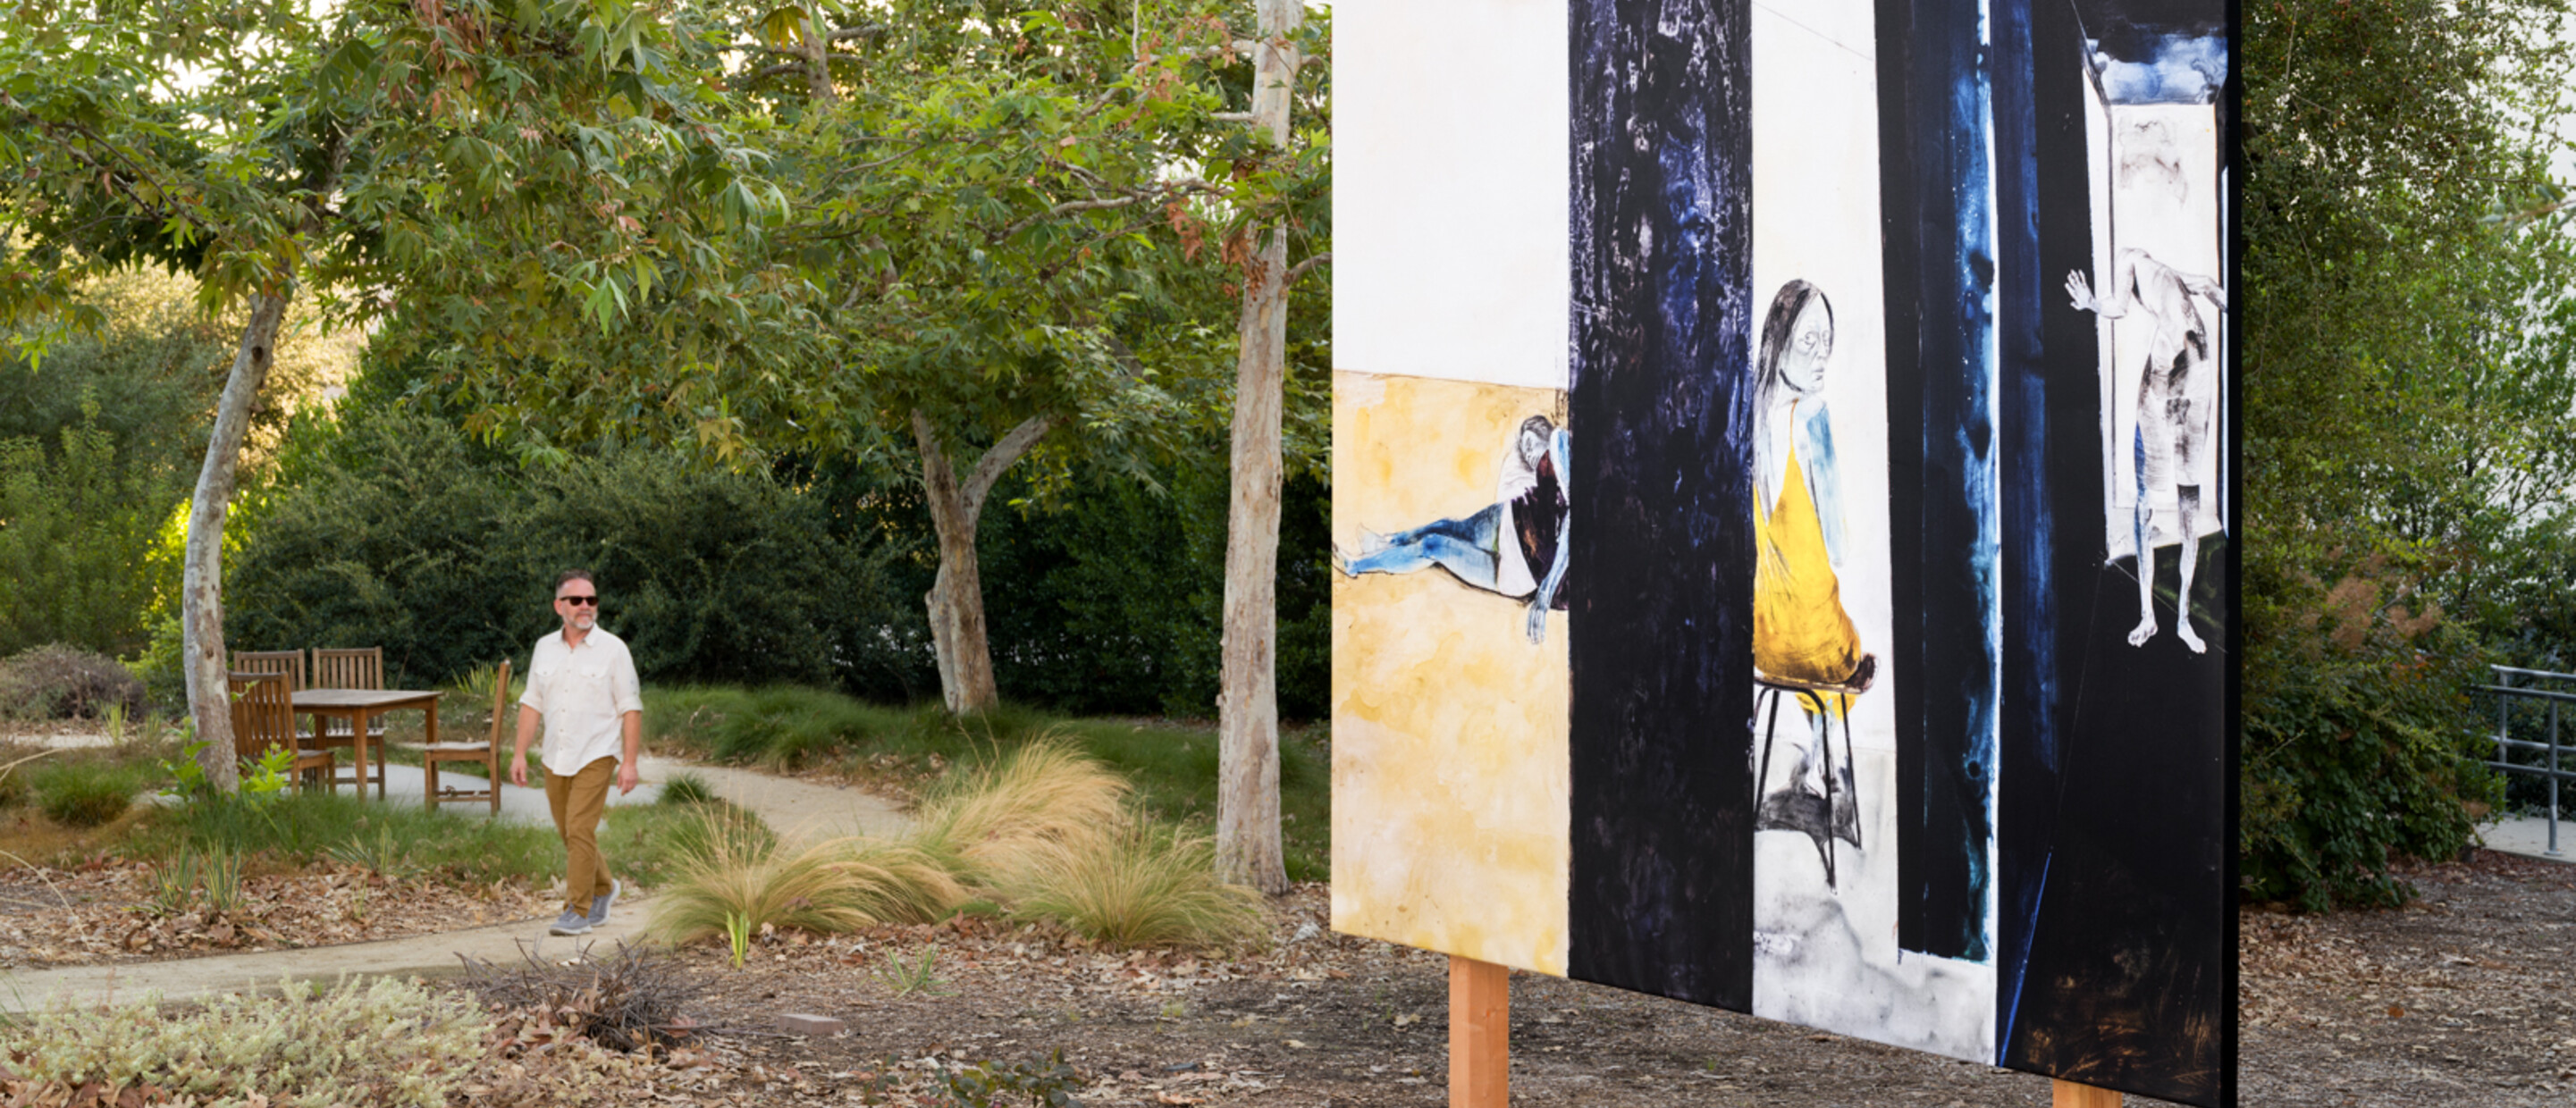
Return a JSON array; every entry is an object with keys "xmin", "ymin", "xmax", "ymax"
[{"xmin": 1334, "ymin": 0, "xmax": 2234, "ymax": 1104}]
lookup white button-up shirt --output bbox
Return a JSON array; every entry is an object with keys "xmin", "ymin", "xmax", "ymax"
[{"xmin": 519, "ymin": 627, "xmax": 644, "ymax": 776}]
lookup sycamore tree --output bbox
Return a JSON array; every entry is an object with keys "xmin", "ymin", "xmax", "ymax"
[
  {"xmin": 0, "ymin": 0, "xmax": 803, "ymax": 789},
  {"xmin": 441, "ymin": 1, "xmax": 1312, "ymax": 721}
]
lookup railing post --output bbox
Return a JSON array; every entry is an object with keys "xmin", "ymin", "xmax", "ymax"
[{"xmin": 2550, "ymin": 699, "xmax": 2562, "ymax": 857}]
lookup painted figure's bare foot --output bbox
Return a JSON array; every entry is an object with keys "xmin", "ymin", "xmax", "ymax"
[
  {"xmin": 1358, "ymin": 528, "xmax": 1391, "ymax": 556},
  {"xmin": 2127, "ymin": 613, "xmax": 2159, "ymax": 647},
  {"xmin": 2177, "ymin": 620, "xmax": 2207, "ymax": 654}
]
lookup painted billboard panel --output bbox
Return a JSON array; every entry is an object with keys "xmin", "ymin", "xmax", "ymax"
[{"xmin": 1332, "ymin": 0, "xmax": 2234, "ymax": 1103}]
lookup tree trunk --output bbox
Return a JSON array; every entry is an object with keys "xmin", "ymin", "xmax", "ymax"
[
  {"xmin": 913, "ymin": 409, "xmax": 1053, "ymax": 716},
  {"xmin": 797, "ymin": 8, "xmax": 836, "ymax": 102},
  {"xmin": 1216, "ymin": 0, "xmax": 1302, "ymax": 896},
  {"xmin": 181, "ymin": 292, "xmax": 290, "ymax": 793}
]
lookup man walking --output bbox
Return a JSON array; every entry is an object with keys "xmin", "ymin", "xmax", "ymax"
[{"xmin": 509, "ymin": 569, "xmax": 643, "ymax": 936}]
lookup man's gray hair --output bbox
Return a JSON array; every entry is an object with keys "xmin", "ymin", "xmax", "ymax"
[{"xmin": 554, "ymin": 569, "xmax": 597, "ymax": 595}]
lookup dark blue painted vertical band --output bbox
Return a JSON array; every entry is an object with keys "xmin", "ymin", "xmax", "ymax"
[
  {"xmin": 1989, "ymin": 0, "xmax": 2053, "ymax": 1044},
  {"xmin": 1882, "ymin": 0, "xmax": 2000, "ymax": 963},
  {"xmin": 1567, "ymin": 0, "xmax": 1757, "ymax": 1010}
]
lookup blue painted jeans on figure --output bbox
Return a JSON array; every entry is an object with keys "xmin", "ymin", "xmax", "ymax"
[{"xmin": 1348, "ymin": 505, "xmax": 1505, "ymax": 593}]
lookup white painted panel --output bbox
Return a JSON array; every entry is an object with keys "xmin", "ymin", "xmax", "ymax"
[{"xmin": 1335, "ymin": 0, "xmax": 1570, "ymax": 390}]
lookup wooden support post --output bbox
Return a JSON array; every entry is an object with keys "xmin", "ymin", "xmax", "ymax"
[
  {"xmin": 1449, "ymin": 955, "xmax": 1509, "ymax": 1108},
  {"xmin": 2052, "ymin": 1079, "xmax": 2120, "ymax": 1107}
]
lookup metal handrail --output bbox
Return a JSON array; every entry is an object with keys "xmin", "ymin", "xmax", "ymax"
[{"xmin": 2487, "ymin": 664, "xmax": 2576, "ymax": 855}]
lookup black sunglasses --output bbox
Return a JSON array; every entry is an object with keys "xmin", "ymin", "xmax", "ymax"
[{"xmin": 558, "ymin": 594, "xmax": 599, "ymax": 607}]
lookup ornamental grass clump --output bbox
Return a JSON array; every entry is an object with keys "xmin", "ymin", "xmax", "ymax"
[
  {"xmin": 906, "ymin": 736, "xmax": 1130, "ymax": 881},
  {"xmin": 995, "ymin": 821, "xmax": 1267, "ymax": 951},
  {"xmin": 646, "ymin": 812, "xmax": 965, "ymax": 946},
  {"xmin": 0, "ymin": 976, "xmax": 485, "ymax": 1106},
  {"xmin": 645, "ymin": 739, "xmax": 1268, "ymax": 955}
]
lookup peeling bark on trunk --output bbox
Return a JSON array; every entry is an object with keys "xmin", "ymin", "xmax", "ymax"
[
  {"xmin": 913, "ymin": 409, "xmax": 1052, "ymax": 716},
  {"xmin": 182, "ymin": 292, "xmax": 290, "ymax": 793},
  {"xmin": 1216, "ymin": 0, "xmax": 1302, "ymax": 896},
  {"xmin": 798, "ymin": 9, "xmax": 836, "ymax": 102}
]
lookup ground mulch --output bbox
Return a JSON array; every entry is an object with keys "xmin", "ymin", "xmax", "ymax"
[
  {"xmin": 451, "ymin": 850, "xmax": 2572, "ymax": 1108},
  {"xmin": 0, "ymin": 857, "xmax": 551, "ymax": 970},
  {"xmin": 7, "ymin": 830, "xmax": 2571, "ymax": 1104}
]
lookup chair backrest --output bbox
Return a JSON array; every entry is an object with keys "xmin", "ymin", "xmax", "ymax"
[
  {"xmin": 483, "ymin": 660, "xmax": 513, "ymax": 749},
  {"xmin": 226, "ymin": 671, "xmax": 296, "ymax": 761},
  {"xmin": 231, "ymin": 650, "xmax": 305, "ymax": 692},
  {"xmin": 311, "ymin": 647, "xmax": 383, "ymax": 691}
]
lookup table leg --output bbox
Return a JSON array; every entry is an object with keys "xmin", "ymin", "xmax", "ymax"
[
  {"xmin": 356, "ymin": 709, "xmax": 375, "ymax": 801},
  {"xmin": 424, "ymin": 701, "xmax": 442, "ymax": 810}
]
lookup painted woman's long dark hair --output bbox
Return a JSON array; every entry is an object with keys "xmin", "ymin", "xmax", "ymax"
[{"xmin": 1755, "ymin": 279, "xmax": 1832, "ymax": 411}]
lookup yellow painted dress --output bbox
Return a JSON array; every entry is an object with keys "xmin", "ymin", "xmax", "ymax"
[{"xmin": 1753, "ymin": 439, "xmax": 1865, "ymax": 695}]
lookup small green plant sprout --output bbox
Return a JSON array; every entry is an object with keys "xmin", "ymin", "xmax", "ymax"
[
  {"xmin": 148, "ymin": 852, "xmax": 199, "ymax": 917},
  {"xmin": 100, "ymin": 702, "xmax": 126, "ymax": 745},
  {"xmin": 723, "ymin": 911, "xmax": 753, "ymax": 969},
  {"xmin": 326, "ymin": 821, "xmax": 415, "ymax": 879},
  {"xmin": 874, "ymin": 945, "xmax": 949, "ymax": 997},
  {"xmin": 158, "ymin": 739, "xmax": 213, "ymax": 802},
  {"xmin": 199, "ymin": 846, "xmax": 246, "ymax": 915},
  {"xmin": 239, "ymin": 746, "xmax": 294, "ymax": 808},
  {"xmin": 1158, "ymin": 998, "xmax": 1187, "ymax": 1020}
]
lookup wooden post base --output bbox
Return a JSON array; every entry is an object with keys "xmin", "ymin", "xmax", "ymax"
[
  {"xmin": 2053, "ymin": 1078, "xmax": 2120, "ymax": 1107},
  {"xmin": 1449, "ymin": 955, "xmax": 1509, "ymax": 1108}
]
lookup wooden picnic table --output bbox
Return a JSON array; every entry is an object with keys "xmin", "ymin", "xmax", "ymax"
[{"xmin": 290, "ymin": 688, "xmax": 440, "ymax": 801}]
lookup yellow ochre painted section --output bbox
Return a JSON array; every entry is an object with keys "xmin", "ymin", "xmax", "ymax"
[
  {"xmin": 1330, "ymin": 370, "xmax": 1570, "ymax": 978},
  {"xmin": 1754, "ymin": 438, "xmax": 1865, "ymax": 698}
]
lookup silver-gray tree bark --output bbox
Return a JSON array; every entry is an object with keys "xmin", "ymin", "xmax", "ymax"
[
  {"xmin": 181, "ymin": 292, "xmax": 290, "ymax": 793},
  {"xmin": 1216, "ymin": 0, "xmax": 1303, "ymax": 895}
]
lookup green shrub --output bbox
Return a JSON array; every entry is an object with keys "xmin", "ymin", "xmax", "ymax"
[
  {"xmin": 32, "ymin": 760, "xmax": 137, "ymax": 827},
  {"xmin": 658, "ymin": 772, "xmax": 719, "ymax": 806},
  {"xmin": 968, "ymin": 453, "xmax": 1332, "ymax": 719},
  {"xmin": 0, "ymin": 976, "xmax": 485, "ymax": 1107},
  {"xmin": 224, "ymin": 409, "xmax": 908, "ymax": 692},
  {"xmin": 2242, "ymin": 550, "xmax": 2502, "ymax": 908},
  {"xmin": 0, "ymin": 643, "xmax": 147, "ymax": 721}
]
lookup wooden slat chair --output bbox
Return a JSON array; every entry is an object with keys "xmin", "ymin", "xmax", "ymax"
[
  {"xmin": 404, "ymin": 661, "xmax": 508, "ymax": 815},
  {"xmin": 307, "ymin": 647, "xmax": 388, "ymax": 794},
  {"xmin": 227, "ymin": 671, "xmax": 333, "ymax": 793},
  {"xmin": 231, "ymin": 650, "xmax": 306, "ymax": 694},
  {"xmin": 311, "ymin": 645, "xmax": 387, "ymax": 737}
]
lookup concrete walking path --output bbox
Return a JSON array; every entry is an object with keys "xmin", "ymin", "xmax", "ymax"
[{"xmin": 0, "ymin": 754, "xmax": 910, "ymax": 1011}]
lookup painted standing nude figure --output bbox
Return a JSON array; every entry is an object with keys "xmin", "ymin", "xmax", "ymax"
[{"xmin": 2067, "ymin": 247, "xmax": 2226, "ymax": 653}]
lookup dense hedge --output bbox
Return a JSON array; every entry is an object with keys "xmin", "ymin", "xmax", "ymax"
[
  {"xmin": 223, "ymin": 404, "xmax": 1330, "ymax": 721},
  {"xmin": 224, "ymin": 410, "xmax": 906, "ymax": 692},
  {"xmin": 971, "ymin": 458, "xmax": 1332, "ymax": 721}
]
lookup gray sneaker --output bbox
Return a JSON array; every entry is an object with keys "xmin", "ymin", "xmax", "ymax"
[
  {"xmin": 585, "ymin": 878, "xmax": 622, "ymax": 928},
  {"xmin": 548, "ymin": 909, "xmax": 593, "ymax": 936}
]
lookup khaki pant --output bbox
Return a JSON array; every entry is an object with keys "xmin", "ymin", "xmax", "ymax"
[{"xmin": 545, "ymin": 756, "xmax": 619, "ymax": 913}]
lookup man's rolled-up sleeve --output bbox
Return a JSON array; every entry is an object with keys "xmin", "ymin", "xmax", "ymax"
[
  {"xmin": 518, "ymin": 651, "xmax": 548, "ymax": 714},
  {"xmin": 612, "ymin": 647, "xmax": 644, "ymax": 718}
]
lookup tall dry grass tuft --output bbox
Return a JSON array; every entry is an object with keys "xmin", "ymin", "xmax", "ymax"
[
  {"xmin": 646, "ymin": 738, "xmax": 1268, "ymax": 953},
  {"xmin": 998, "ymin": 822, "xmax": 1267, "ymax": 952},
  {"xmin": 646, "ymin": 813, "xmax": 966, "ymax": 945},
  {"xmin": 907, "ymin": 737, "xmax": 1129, "ymax": 879}
]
